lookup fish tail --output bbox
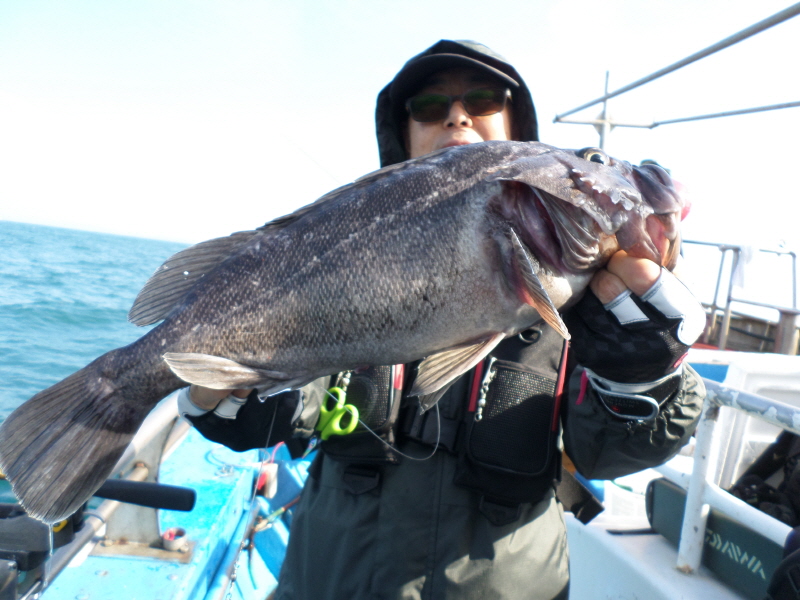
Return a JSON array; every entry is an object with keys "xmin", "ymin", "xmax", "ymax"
[{"xmin": 0, "ymin": 349, "xmax": 166, "ymax": 523}]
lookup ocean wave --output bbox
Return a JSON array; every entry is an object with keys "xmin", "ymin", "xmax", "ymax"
[{"xmin": 0, "ymin": 221, "xmax": 185, "ymax": 416}]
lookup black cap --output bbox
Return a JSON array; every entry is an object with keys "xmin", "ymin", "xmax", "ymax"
[{"xmin": 389, "ymin": 53, "xmax": 520, "ymax": 106}]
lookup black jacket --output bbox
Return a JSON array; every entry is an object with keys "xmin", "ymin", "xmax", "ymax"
[{"xmin": 187, "ymin": 324, "xmax": 704, "ymax": 600}]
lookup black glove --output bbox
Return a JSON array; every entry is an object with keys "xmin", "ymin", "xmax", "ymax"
[
  {"xmin": 565, "ymin": 268, "xmax": 705, "ymax": 383},
  {"xmin": 180, "ymin": 388, "xmax": 304, "ymax": 452},
  {"xmin": 564, "ymin": 268, "xmax": 705, "ymax": 420}
]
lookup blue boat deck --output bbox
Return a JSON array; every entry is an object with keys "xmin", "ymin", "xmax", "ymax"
[{"xmin": 38, "ymin": 427, "xmax": 313, "ymax": 600}]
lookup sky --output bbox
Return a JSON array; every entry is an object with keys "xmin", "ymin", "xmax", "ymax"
[{"xmin": 2, "ymin": 0, "xmax": 800, "ymax": 311}]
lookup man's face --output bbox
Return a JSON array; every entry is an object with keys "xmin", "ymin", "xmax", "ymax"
[{"xmin": 405, "ymin": 68, "xmax": 514, "ymax": 159}]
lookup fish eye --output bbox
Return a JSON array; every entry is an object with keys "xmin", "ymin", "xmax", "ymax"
[{"xmin": 579, "ymin": 148, "xmax": 610, "ymax": 165}]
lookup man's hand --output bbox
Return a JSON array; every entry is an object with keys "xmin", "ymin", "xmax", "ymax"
[
  {"xmin": 564, "ymin": 249, "xmax": 706, "ymax": 384},
  {"xmin": 589, "ymin": 251, "xmax": 662, "ymax": 304}
]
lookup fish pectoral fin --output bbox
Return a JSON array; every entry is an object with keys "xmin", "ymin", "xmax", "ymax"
[
  {"xmin": 162, "ymin": 353, "xmax": 289, "ymax": 389},
  {"xmin": 409, "ymin": 333, "xmax": 506, "ymax": 408},
  {"xmin": 509, "ymin": 229, "xmax": 571, "ymax": 340}
]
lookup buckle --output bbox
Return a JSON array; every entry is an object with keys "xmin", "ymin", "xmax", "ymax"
[
  {"xmin": 401, "ymin": 403, "xmax": 460, "ymax": 453},
  {"xmin": 595, "ymin": 390, "xmax": 660, "ymax": 421},
  {"xmin": 584, "ymin": 372, "xmax": 661, "ymax": 421}
]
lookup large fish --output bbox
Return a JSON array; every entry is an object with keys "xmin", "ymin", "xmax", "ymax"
[{"xmin": 0, "ymin": 141, "xmax": 684, "ymax": 523}]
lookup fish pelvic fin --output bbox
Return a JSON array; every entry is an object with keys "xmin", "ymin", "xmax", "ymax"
[
  {"xmin": 129, "ymin": 231, "xmax": 258, "ymax": 326},
  {"xmin": 409, "ymin": 333, "xmax": 505, "ymax": 409},
  {"xmin": 163, "ymin": 353, "xmax": 290, "ymax": 390},
  {"xmin": 509, "ymin": 229, "xmax": 571, "ymax": 339},
  {"xmin": 0, "ymin": 357, "xmax": 154, "ymax": 524},
  {"xmin": 416, "ymin": 383, "xmax": 457, "ymax": 413}
]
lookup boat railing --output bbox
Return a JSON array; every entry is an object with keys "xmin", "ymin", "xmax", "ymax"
[
  {"xmin": 552, "ymin": 3, "xmax": 800, "ymax": 149},
  {"xmin": 683, "ymin": 240, "xmax": 799, "ymax": 354},
  {"xmin": 111, "ymin": 392, "xmax": 186, "ymax": 475},
  {"xmin": 654, "ymin": 378, "xmax": 798, "ymax": 573}
]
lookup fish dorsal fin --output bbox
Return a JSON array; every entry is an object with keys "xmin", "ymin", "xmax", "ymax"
[
  {"xmin": 128, "ymin": 231, "xmax": 257, "ymax": 326},
  {"xmin": 162, "ymin": 352, "xmax": 290, "ymax": 389},
  {"xmin": 509, "ymin": 229, "xmax": 571, "ymax": 340},
  {"xmin": 409, "ymin": 333, "xmax": 505, "ymax": 402}
]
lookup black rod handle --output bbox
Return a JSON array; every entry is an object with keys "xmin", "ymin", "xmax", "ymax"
[{"xmin": 94, "ymin": 480, "xmax": 196, "ymax": 512}]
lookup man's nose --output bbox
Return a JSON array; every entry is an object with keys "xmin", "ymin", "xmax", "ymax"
[{"xmin": 445, "ymin": 101, "xmax": 472, "ymax": 128}]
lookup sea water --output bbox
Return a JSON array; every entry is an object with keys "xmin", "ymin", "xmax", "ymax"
[{"xmin": 0, "ymin": 221, "xmax": 186, "ymax": 421}]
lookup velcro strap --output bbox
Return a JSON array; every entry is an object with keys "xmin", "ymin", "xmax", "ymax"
[
  {"xmin": 556, "ymin": 466, "xmax": 604, "ymax": 524},
  {"xmin": 342, "ymin": 465, "xmax": 381, "ymax": 495},
  {"xmin": 401, "ymin": 405, "xmax": 460, "ymax": 453},
  {"xmin": 213, "ymin": 394, "xmax": 247, "ymax": 420},
  {"xmin": 605, "ymin": 290, "xmax": 648, "ymax": 325},
  {"xmin": 478, "ymin": 496, "xmax": 522, "ymax": 526},
  {"xmin": 640, "ymin": 269, "xmax": 706, "ymax": 345}
]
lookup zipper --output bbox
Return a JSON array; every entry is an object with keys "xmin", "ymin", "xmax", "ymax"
[{"xmin": 474, "ymin": 357, "xmax": 497, "ymax": 422}]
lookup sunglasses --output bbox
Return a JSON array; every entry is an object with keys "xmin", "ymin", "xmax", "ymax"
[{"xmin": 405, "ymin": 87, "xmax": 512, "ymax": 123}]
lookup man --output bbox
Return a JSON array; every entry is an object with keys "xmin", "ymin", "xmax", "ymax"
[{"xmin": 182, "ymin": 40, "xmax": 705, "ymax": 599}]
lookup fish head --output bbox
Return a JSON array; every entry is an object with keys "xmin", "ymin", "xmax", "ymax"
[
  {"xmin": 487, "ymin": 143, "xmax": 687, "ymax": 275},
  {"xmin": 614, "ymin": 156, "xmax": 687, "ymax": 270}
]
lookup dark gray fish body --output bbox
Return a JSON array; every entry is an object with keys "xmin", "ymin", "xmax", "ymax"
[
  {"xmin": 0, "ymin": 141, "xmax": 685, "ymax": 522},
  {"xmin": 159, "ymin": 155, "xmax": 568, "ymax": 378}
]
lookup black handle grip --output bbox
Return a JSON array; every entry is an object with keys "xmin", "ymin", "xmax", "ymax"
[{"xmin": 94, "ymin": 480, "xmax": 196, "ymax": 512}]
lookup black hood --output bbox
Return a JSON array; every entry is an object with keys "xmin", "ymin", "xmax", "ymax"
[{"xmin": 376, "ymin": 40, "xmax": 539, "ymax": 167}]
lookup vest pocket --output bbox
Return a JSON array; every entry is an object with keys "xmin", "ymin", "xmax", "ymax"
[
  {"xmin": 468, "ymin": 359, "xmax": 557, "ymax": 475},
  {"xmin": 321, "ymin": 365, "xmax": 403, "ymax": 464},
  {"xmin": 454, "ymin": 359, "xmax": 560, "ymax": 505}
]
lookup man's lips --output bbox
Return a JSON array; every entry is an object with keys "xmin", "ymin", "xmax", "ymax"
[{"xmin": 439, "ymin": 140, "xmax": 473, "ymax": 150}]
